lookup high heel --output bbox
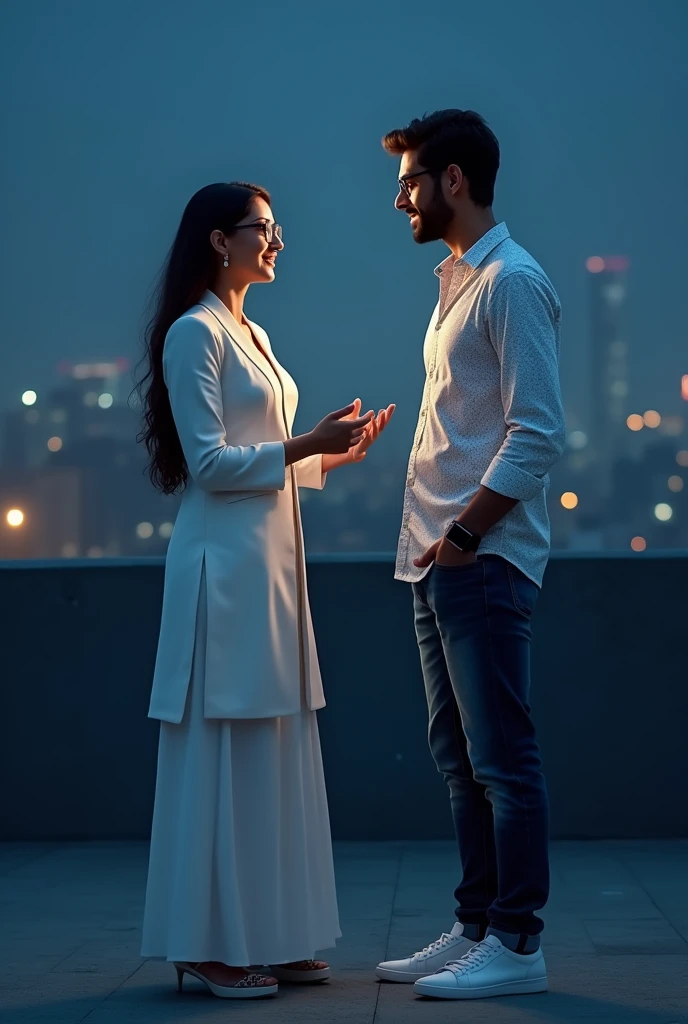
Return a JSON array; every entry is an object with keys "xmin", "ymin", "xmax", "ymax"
[{"xmin": 172, "ymin": 961, "xmax": 278, "ymax": 999}]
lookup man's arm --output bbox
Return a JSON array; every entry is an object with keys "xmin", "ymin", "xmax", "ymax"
[{"xmin": 418, "ymin": 270, "xmax": 566, "ymax": 568}]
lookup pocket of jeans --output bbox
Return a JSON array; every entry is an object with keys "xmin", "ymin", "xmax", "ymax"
[
  {"xmin": 433, "ymin": 558, "xmax": 482, "ymax": 573},
  {"xmin": 506, "ymin": 564, "xmax": 538, "ymax": 616}
]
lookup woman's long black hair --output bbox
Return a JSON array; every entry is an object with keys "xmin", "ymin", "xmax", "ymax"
[{"xmin": 135, "ymin": 181, "xmax": 270, "ymax": 494}]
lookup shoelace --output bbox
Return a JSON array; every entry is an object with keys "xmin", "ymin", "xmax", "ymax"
[
  {"xmin": 413, "ymin": 933, "xmax": 454, "ymax": 960},
  {"xmin": 443, "ymin": 940, "xmax": 496, "ymax": 975}
]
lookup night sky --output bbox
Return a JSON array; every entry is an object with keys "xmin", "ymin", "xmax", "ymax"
[{"xmin": 1, "ymin": 0, "xmax": 686, "ymax": 460}]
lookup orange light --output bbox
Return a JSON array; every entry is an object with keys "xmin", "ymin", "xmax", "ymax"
[
  {"xmin": 643, "ymin": 410, "xmax": 661, "ymax": 428},
  {"xmin": 586, "ymin": 256, "xmax": 605, "ymax": 273},
  {"xmin": 560, "ymin": 492, "xmax": 579, "ymax": 510},
  {"xmin": 677, "ymin": 450, "xmax": 688, "ymax": 467},
  {"xmin": 47, "ymin": 436, "xmax": 63, "ymax": 452},
  {"xmin": 627, "ymin": 414, "xmax": 644, "ymax": 431},
  {"xmin": 668, "ymin": 475, "xmax": 684, "ymax": 493},
  {"xmin": 682, "ymin": 375, "xmax": 688, "ymax": 401},
  {"xmin": 630, "ymin": 536, "xmax": 647, "ymax": 552}
]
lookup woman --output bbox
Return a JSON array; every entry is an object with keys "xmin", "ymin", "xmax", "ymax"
[{"xmin": 137, "ymin": 181, "xmax": 394, "ymax": 1000}]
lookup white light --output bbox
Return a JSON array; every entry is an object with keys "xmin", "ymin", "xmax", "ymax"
[
  {"xmin": 568, "ymin": 430, "xmax": 588, "ymax": 450},
  {"xmin": 21, "ymin": 390, "xmax": 37, "ymax": 406},
  {"xmin": 98, "ymin": 393, "xmax": 113, "ymax": 409},
  {"xmin": 654, "ymin": 503, "xmax": 673, "ymax": 522},
  {"xmin": 6, "ymin": 509, "xmax": 25, "ymax": 527},
  {"xmin": 603, "ymin": 283, "xmax": 626, "ymax": 304},
  {"xmin": 136, "ymin": 522, "xmax": 154, "ymax": 539},
  {"xmin": 158, "ymin": 522, "xmax": 174, "ymax": 539}
]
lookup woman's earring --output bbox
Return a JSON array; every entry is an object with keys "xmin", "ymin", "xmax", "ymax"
[{"xmin": 223, "ymin": 254, "xmax": 229, "ymax": 268}]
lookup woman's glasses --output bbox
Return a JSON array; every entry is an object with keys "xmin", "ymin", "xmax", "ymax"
[{"xmin": 234, "ymin": 221, "xmax": 283, "ymax": 244}]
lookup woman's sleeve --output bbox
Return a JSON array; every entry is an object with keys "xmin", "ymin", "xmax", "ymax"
[
  {"xmin": 162, "ymin": 316, "xmax": 286, "ymax": 492},
  {"xmin": 295, "ymin": 454, "xmax": 327, "ymax": 490}
]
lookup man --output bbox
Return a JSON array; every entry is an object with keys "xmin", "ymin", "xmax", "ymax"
[{"xmin": 375, "ymin": 109, "xmax": 566, "ymax": 1001}]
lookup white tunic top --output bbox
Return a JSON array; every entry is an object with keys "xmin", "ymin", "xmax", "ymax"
[
  {"xmin": 395, "ymin": 223, "xmax": 566, "ymax": 587},
  {"xmin": 148, "ymin": 290, "xmax": 326, "ymax": 723}
]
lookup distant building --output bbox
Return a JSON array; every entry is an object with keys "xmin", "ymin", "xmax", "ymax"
[
  {"xmin": 1, "ymin": 358, "xmax": 179, "ymax": 558},
  {"xmin": 586, "ymin": 255, "xmax": 630, "ymax": 499}
]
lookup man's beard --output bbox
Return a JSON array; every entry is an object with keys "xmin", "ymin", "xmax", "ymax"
[{"xmin": 411, "ymin": 188, "xmax": 453, "ymax": 244}]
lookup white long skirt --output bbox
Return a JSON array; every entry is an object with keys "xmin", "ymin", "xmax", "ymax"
[{"xmin": 140, "ymin": 572, "xmax": 341, "ymax": 966}]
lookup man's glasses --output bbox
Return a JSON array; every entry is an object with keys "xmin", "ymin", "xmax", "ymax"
[
  {"xmin": 398, "ymin": 169, "xmax": 441, "ymax": 198},
  {"xmin": 234, "ymin": 221, "xmax": 283, "ymax": 244}
]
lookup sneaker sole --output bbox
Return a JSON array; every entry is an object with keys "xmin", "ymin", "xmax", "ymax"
[
  {"xmin": 375, "ymin": 966, "xmax": 434, "ymax": 984},
  {"xmin": 414, "ymin": 976, "xmax": 548, "ymax": 1000}
]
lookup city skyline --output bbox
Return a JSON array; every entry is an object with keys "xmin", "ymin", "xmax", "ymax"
[{"xmin": 2, "ymin": 252, "xmax": 686, "ymax": 560}]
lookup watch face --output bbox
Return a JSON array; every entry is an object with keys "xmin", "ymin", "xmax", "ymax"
[{"xmin": 447, "ymin": 522, "xmax": 479, "ymax": 552}]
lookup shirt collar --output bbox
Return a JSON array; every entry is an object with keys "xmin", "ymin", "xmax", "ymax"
[{"xmin": 434, "ymin": 221, "xmax": 510, "ymax": 277}]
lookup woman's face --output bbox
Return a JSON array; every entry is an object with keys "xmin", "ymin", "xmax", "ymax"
[{"xmin": 217, "ymin": 197, "xmax": 284, "ymax": 285}]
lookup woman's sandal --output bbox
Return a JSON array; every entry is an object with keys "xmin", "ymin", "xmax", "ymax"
[
  {"xmin": 174, "ymin": 961, "xmax": 278, "ymax": 999},
  {"xmin": 268, "ymin": 959, "xmax": 330, "ymax": 983}
]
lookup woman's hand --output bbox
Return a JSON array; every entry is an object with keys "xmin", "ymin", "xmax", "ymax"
[
  {"xmin": 351, "ymin": 401, "xmax": 396, "ymax": 461},
  {"xmin": 308, "ymin": 401, "xmax": 375, "ymax": 455},
  {"xmin": 322, "ymin": 400, "xmax": 396, "ymax": 473}
]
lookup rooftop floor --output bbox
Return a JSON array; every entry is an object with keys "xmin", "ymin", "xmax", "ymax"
[{"xmin": 2, "ymin": 839, "xmax": 687, "ymax": 1023}]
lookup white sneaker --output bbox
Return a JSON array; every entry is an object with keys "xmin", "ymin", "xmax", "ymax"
[
  {"xmin": 375, "ymin": 923, "xmax": 477, "ymax": 983},
  {"xmin": 413, "ymin": 934, "xmax": 547, "ymax": 1000}
]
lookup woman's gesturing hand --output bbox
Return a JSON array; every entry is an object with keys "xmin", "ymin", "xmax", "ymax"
[
  {"xmin": 284, "ymin": 400, "xmax": 394, "ymax": 470},
  {"xmin": 309, "ymin": 402, "xmax": 375, "ymax": 455},
  {"xmin": 348, "ymin": 401, "xmax": 396, "ymax": 462},
  {"xmin": 319, "ymin": 399, "xmax": 396, "ymax": 473}
]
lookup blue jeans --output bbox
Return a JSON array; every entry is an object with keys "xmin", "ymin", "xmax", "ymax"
[{"xmin": 413, "ymin": 555, "xmax": 549, "ymax": 937}]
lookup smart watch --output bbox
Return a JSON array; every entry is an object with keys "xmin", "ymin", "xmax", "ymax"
[{"xmin": 444, "ymin": 520, "xmax": 482, "ymax": 553}]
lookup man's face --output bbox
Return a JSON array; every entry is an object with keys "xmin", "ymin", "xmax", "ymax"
[{"xmin": 395, "ymin": 151, "xmax": 453, "ymax": 244}]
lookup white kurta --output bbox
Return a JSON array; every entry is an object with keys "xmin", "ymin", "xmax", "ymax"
[
  {"xmin": 141, "ymin": 292, "xmax": 340, "ymax": 964},
  {"xmin": 141, "ymin": 568, "xmax": 341, "ymax": 965},
  {"xmin": 148, "ymin": 290, "xmax": 326, "ymax": 723}
]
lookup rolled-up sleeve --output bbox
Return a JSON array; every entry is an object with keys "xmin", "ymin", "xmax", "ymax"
[
  {"xmin": 162, "ymin": 316, "xmax": 286, "ymax": 493},
  {"xmin": 481, "ymin": 271, "xmax": 566, "ymax": 502}
]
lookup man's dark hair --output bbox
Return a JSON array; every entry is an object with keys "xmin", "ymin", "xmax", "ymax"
[{"xmin": 382, "ymin": 109, "xmax": 500, "ymax": 208}]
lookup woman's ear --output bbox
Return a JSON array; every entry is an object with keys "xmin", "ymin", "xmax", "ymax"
[{"xmin": 209, "ymin": 229, "xmax": 226, "ymax": 256}]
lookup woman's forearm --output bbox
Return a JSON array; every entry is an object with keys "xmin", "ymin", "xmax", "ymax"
[{"xmin": 283, "ymin": 433, "xmax": 318, "ymax": 467}]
